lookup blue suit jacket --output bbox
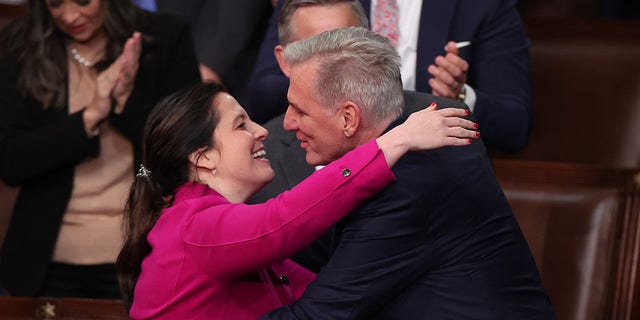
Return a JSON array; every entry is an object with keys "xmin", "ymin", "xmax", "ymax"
[
  {"xmin": 250, "ymin": 91, "xmax": 488, "ymax": 274},
  {"xmin": 259, "ymin": 91, "xmax": 555, "ymax": 319},
  {"xmin": 243, "ymin": 0, "xmax": 532, "ymax": 152}
]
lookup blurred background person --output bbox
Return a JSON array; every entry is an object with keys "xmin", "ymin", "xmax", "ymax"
[
  {"xmin": 245, "ymin": 0, "xmax": 532, "ymax": 153},
  {"xmin": 133, "ymin": 0, "xmax": 274, "ymax": 100},
  {"xmin": 0, "ymin": 0, "xmax": 200, "ymax": 298}
]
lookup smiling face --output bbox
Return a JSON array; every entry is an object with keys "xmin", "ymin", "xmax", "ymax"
[
  {"xmin": 46, "ymin": 0, "xmax": 105, "ymax": 43},
  {"xmin": 205, "ymin": 93, "xmax": 275, "ymax": 199},
  {"xmin": 283, "ymin": 61, "xmax": 352, "ymax": 166}
]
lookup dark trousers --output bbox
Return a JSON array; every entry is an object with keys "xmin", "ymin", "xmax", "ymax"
[{"xmin": 38, "ymin": 262, "xmax": 121, "ymax": 299}]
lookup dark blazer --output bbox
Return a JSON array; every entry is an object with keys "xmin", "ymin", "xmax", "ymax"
[
  {"xmin": 250, "ymin": 90, "xmax": 482, "ymax": 204},
  {"xmin": 0, "ymin": 12, "xmax": 201, "ymax": 296},
  {"xmin": 244, "ymin": 0, "xmax": 532, "ymax": 152},
  {"xmin": 260, "ymin": 92, "xmax": 555, "ymax": 319},
  {"xmin": 250, "ymin": 91, "xmax": 486, "ymax": 272},
  {"xmin": 156, "ymin": 0, "xmax": 272, "ymax": 98}
]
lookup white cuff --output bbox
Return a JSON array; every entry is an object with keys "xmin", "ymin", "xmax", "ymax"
[{"xmin": 463, "ymin": 84, "xmax": 477, "ymax": 112}]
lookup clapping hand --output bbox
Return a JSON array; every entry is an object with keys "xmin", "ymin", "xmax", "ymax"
[
  {"xmin": 112, "ymin": 32, "xmax": 142, "ymax": 114},
  {"xmin": 427, "ymin": 41, "xmax": 469, "ymax": 100},
  {"xmin": 84, "ymin": 32, "xmax": 142, "ymax": 136}
]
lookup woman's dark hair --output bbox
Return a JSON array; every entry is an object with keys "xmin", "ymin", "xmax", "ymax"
[
  {"xmin": 116, "ymin": 82, "xmax": 226, "ymax": 311},
  {"xmin": 0, "ymin": 0, "xmax": 139, "ymax": 109}
]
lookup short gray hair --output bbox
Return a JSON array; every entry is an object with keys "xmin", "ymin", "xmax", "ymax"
[
  {"xmin": 278, "ymin": 0, "xmax": 369, "ymax": 45},
  {"xmin": 284, "ymin": 27, "xmax": 404, "ymax": 127}
]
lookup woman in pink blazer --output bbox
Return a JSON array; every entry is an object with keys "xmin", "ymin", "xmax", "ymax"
[{"xmin": 116, "ymin": 82, "xmax": 477, "ymax": 319}]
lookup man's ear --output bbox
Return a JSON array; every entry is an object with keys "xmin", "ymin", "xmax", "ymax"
[
  {"xmin": 340, "ymin": 102, "xmax": 361, "ymax": 138},
  {"xmin": 274, "ymin": 45, "xmax": 291, "ymax": 77},
  {"xmin": 188, "ymin": 147, "xmax": 219, "ymax": 171}
]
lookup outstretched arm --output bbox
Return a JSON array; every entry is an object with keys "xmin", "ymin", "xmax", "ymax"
[
  {"xmin": 185, "ymin": 105, "xmax": 476, "ymax": 279},
  {"xmin": 376, "ymin": 103, "xmax": 477, "ymax": 167}
]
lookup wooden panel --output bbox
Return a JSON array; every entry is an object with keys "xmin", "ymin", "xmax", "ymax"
[
  {"xmin": 492, "ymin": 159, "xmax": 640, "ymax": 320},
  {"xmin": 0, "ymin": 296, "xmax": 129, "ymax": 319},
  {"xmin": 491, "ymin": 19, "xmax": 640, "ymax": 169}
]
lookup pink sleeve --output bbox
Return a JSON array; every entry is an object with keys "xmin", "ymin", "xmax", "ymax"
[{"xmin": 182, "ymin": 140, "xmax": 395, "ymax": 278}]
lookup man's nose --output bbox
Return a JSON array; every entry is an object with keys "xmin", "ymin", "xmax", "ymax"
[{"xmin": 283, "ymin": 106, "xmax": 297, "ymax": 131}]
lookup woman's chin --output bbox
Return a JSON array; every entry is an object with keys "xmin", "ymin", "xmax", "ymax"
[{"xmin": 259, "ymin": 171, "xmax": 276, "ymax": 187}]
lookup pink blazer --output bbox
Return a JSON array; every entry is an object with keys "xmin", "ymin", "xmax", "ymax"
[{"xmin": 129, "ymin": 140, "xmax": 395, "ymax": 319}]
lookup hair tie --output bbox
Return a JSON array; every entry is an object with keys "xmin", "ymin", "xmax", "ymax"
[{"xmin": 136, "ymin": 164, "xmax": 152, "ymax": 178}]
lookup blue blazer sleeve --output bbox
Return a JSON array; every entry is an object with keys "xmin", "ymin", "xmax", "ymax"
[
  {"xmin": 463, "ymin": 0, "xmax": 532, "ymax": 153},
  {"xmin": 261, "ymin": 143, "xmax": 554, "ymax": 319},
  {"xmin": 365, "ymin": 0, "xmax": 532, "ymax": 152},
  {"xmin": 413, "ymin": 0, "xmax": 532, "ymax": 152}
]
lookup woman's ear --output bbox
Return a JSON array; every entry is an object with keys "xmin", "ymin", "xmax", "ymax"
[
  {"xmin": 274, "ymin": 45, "xmax": 291, "ymax": 77},
  {"xmin": 188, "ymin": 147, "xmax": 219, "ymax": 171}
]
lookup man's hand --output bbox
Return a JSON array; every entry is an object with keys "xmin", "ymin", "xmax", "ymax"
[{"xmin": 427, "ymin": 41, "xmax": 469, "ymax": 100}]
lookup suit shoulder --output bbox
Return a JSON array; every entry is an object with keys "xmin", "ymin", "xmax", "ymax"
[
  {"xmin": 137, "ymin": 11, "xmax": 190, "ymax": 37},
  {"xmin": 402, "ymin": 90, "xmax": 467, "ymax": 113}
]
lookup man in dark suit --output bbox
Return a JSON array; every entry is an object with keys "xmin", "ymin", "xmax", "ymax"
[
  {"xmin": 259, "ymin": 27, "xmax": 555, "ymax": 319},
  {"xmin": 244, "ymin": 0, "xmax": 532, "ymax": 153},
  {"xmin": 250, "ymin": 90, "xmax": 480, "ymax": 204},
  {"xmin": 249, "ymin": 90, "xmax": 485, "ymax": 275},
  {"xmin": 155, "ymin": 0, "xmax": 273, "ymax": 98}
]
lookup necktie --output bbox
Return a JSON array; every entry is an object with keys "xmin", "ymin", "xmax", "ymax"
[{"xmin": 372, "ymin": 0, "xmax": 400, "ymax": 48}]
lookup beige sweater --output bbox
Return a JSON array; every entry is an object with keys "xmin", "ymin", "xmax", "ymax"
[{"xmin": 53, "ymin": 123, "xmax": 134, "ymax": 264}]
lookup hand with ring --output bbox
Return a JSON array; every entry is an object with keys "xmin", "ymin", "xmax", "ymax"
[{"xmin": 427, "ymin": 41, "xmax": 469, "ymax": 100}]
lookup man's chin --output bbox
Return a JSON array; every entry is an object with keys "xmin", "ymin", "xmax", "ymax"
[{"xmin": 305, "ymin": 153, "xmax": 329, "ymax": 167}]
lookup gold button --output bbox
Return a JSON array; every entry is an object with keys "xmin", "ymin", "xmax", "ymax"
[{"xmin": 342, "ymin": 168, "xmax": 351, "ymax": 177}]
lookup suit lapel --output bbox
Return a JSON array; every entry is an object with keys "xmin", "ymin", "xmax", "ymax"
[{"xmin": 415, "ymin": 0, "xmax": 456, "ymax": 92}]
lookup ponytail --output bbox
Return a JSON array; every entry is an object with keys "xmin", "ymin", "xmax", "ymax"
[{"xmin": 116, "ymin": 168, "xmax": 165, "ymax": 311}]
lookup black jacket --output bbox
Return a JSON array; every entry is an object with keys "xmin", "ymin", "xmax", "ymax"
[{"xmin": 0, "ymin": 12, "xmax": 201, "ymax": 296}]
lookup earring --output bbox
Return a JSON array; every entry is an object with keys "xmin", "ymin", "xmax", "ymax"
[{"xmin": 212, "ymin": 169, "xmax": 217, "ymax": 175}]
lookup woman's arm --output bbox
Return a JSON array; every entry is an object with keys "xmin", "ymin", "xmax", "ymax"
[
  {"xmin": 183, "ymin": 140, "xmax": 395, "ymax": 279},
  {"xmin": 184, "ymin": 105, "xmax": 477, "ymax": 279},
  {"xmin": 0, "ymin": 58, "xmax": 100, "ymax": 185}
]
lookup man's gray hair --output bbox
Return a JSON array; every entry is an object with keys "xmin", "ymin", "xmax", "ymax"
[
  {"xmin": 278, "ymin": 0, "xmax": 369, "ymax": 45},
  {"xmin": 284, "ymin": 27, "xmax": 404, "ymax": 127}
]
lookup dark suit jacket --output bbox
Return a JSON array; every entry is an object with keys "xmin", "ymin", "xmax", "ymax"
[
  {"xmin": 258, "ymin": 91, "xmax": 555, "ymax": 319},
  {"xmin": 156, "ymin": 0, "xmax": 272, "ymax": 98},
  {"xmin": 250, "ymin": 90, "xmax": 482, "ymax": 204},
  {"xmin": 250, "ymin": 91, "xmax": 487, "ymax": 272},
  {"xmin": 0, "ymin": 12, "xmax": 201, "ymax": 296},
  {"xmin": 244, "ymin": 0, "xmax": 532, "ymax": 152}
]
